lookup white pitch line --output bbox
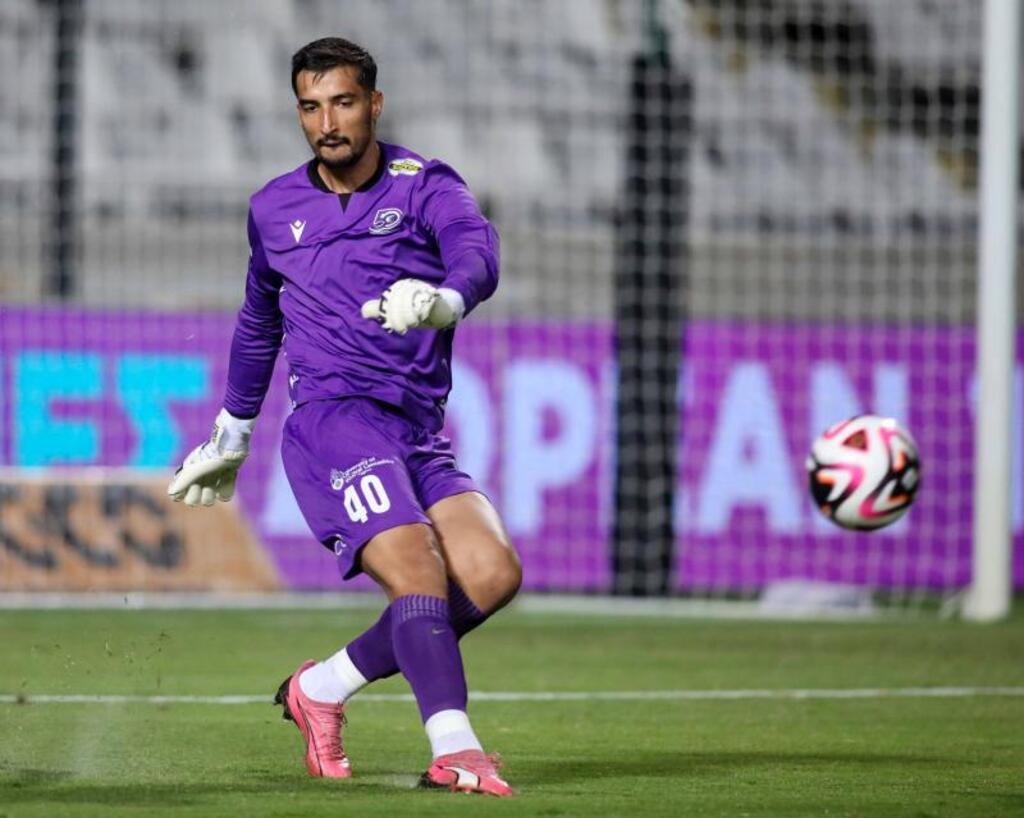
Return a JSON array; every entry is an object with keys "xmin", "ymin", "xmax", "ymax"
[{"xmin": 1, "ymin": 686, "xmax": 1023, "ymax": 706}]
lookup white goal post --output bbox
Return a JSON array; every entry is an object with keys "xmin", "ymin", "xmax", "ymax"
[{"xmin": 965, "ymin": 0, "xmax": 1021, "ymax": 622}]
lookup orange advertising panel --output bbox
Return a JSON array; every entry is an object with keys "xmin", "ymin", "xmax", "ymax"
[{"xmin": 0, "ymin": 470, "xmax": 280, "ymax": 591}]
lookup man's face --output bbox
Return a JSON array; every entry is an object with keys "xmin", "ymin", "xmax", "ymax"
[{"xmin": 295, "ymin": 65, "xmax": 383, "ymax": 172}]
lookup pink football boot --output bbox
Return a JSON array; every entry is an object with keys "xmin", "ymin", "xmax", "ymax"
[
  {"xmin": 274, "ymin": 660, "xmax": 352, "ymax": 778},
  {"xmin": 420, "ymin": 749, "xmax": 514, "ymax": 797}
]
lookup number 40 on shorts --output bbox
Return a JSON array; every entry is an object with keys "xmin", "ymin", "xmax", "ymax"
[{"xmin": 343, "ymin": 474, "xmax": 392, "ymax": 523}]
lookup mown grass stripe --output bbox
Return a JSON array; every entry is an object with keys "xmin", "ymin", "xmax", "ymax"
[{"xmin": 2, "ymin": 686, "xmax": 1022, "ymax": 705}]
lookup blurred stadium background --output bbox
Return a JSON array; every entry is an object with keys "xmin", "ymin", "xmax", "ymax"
[{"xmin": 0, "ymin": 0, "xmax": 1020, "ymax": 615}]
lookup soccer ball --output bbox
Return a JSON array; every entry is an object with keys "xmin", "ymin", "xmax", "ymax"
[{"xmin": 806, "ymin": 414, "xmax": 920, "ymax": 531}]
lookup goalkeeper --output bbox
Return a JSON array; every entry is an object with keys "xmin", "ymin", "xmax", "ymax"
[{"xmin": 168, "ymin": 37, "xmax": 519, "ymax": 797}]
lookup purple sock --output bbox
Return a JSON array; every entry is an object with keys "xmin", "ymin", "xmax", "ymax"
[
  {"xmin": 346, "ymin": 579, "xmax": 487, "ymax": 683},
  {"xmin": 447, "ymin": 579, "xmax": 487, "ymax": 636},
  {"xmin": 346, "ymin": 605, "xmax": 398, "ymax": 682},
  {"xmin": 390, "ymin": 594, "xmax": 468, "ymax": 722}
]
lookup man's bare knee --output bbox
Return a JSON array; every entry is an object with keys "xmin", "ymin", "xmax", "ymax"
[
  {"xmin": 360, "ymin": 524, "xmax": 448, "ymax": 600},
  {"xmin": 459, "ymin": 546, "xmax": 522, "ymax": 612}
]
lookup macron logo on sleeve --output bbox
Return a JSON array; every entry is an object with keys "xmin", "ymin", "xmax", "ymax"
[{"xmin": 289, "ymin": 219, "xmax": 306, "ymax": 243}]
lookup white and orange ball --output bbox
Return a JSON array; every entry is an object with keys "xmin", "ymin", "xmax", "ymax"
[{"xmin": 806, "ymin": 415, "xmax": 920, "ymax": 531}]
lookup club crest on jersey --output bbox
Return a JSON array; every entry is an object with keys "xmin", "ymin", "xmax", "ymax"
[
  {"xmin": 369, "ymin": 208, "xmax": 404, "ymax": 235},
  {"xmin": 330, "ymin": 457, "xmax": 395, "ymax": 490},
  {"xmin": 387, "ymin": 157, "xmax": 423, "ymax": 177}
]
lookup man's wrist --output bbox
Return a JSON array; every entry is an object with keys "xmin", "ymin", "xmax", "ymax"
[
  {"xmin": 430, "ymin": 287, "xmax": 465, "ymax": 327},
  {"xmin": 215, "ymin": 408, "xmax": 256, "ymax": 455},
  {"xmin": 217, "ymin": 408, "xmax": 257, "ymax": 435}
]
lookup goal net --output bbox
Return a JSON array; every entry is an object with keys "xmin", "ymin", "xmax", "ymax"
[{"xmin": 0, "ymin": 0, "xmax": 1012, "ymax": 611}]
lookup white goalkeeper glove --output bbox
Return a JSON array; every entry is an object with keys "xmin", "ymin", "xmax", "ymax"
[
  {"xmin": 167, "ymin": 408, "xmax": 255, "ymax": 507},
  {"xmin": 361, "ymin": 279, "xmax": 464, "ymax": 335}
]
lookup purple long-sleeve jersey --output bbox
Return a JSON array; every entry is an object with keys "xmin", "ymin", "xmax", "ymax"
[{"xmin": 223, "ymin": 142, "xmax": 499, "ymax": 432}]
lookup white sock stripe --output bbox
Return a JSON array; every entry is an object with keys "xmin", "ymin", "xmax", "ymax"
[
  {"xmin": 424, "ymin": 708, "xmax": 483, "ymax": 758},
  {"xmin": 424, "ymin": 708, "xmax": 473, "ymax": 733},
  {"xmin": 328, "ymin": 648, "xmax": 369, "ymax": 696},
  {"xmin": 296, "ymin": 662, "xmax": 340, "ymax": 703},
  {"xmin": 2, "ymin": 686, "xmax": 1022, "ymax": 705},
  {"xmin": 295, "ymin": 649, "xmax": 370, "ymax": 703}
]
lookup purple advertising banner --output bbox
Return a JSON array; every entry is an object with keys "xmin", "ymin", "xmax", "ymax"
[{"xmin": 1, "ymin": 306, "xmax": 1021, "ymax": 592}]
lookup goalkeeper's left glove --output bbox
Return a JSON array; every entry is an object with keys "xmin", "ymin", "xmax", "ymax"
[
  {"xmin": 360, "ymin": 279, "xmax": 464, "ymax": 335},
  {"xmin": 167, "ymin": 408, "xmax": 255, "ymax": 507}
]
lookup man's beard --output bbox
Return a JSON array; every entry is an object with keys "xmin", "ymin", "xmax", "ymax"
[
  {"xmin": 316, "ymin": 114, "xmax": 373, "ymax": 173},
  {"xmin": 317, "ymin": 138, "xmax": 365, "ymax": 173}
]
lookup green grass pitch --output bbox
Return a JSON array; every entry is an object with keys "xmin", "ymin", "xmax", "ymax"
[{"xmin": 1, "ymin": 605, "xmax": 1023, "ymax": 817}]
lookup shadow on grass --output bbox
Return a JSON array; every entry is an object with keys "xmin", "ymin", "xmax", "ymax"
[
  {"xmin": 1, "ymin": 749, "xmax": 963, "ymax": 806},
  {"xmin": 0, "ymin": 770, "xmax": 411, "ymax": 807},
  {"xmin": 511, "ymin": 748, "xmax": 961, "ymax": 787},
  {"xmin": 0, "ymin": 766, "xmax": 75, "ymax": 785}
]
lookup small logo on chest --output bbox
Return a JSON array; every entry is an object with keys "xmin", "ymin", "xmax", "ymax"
[
  {"xmin": 369, "ymin": 208, "xmax": 404, "ymax": 235},
  {"xmin": 289, "ymin": 219, "xmax": 306, "ymax": 243}
]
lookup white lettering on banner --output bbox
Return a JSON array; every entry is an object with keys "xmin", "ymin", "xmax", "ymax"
[
  {"xmin": 261, "ymin": 441, "xmax": 309, "ymax": 536},
  {"xmin": 446, "ymin": 361, "xmax": 494, "ymax": 497},
  {"xmin": 502, "ymin": 361, "xmax": 597, "ymax": 536},
  {"xmin": 256, "ymin": 356, "xmax": 1000, "ymax": 542},
  {"xmin": 811, "ymin": 363, "xmax": 863, "ymax": 444},
  {"xmin": 697, "ymin": 363, "xmax": 801, "ymax": 533},
  {"xmin": 811, "ymin": 362, "xmax": 908, "ymax": 437},
  {"xmin": 874, "ymin": 364, "xmax": 909, "ymax": 422}
]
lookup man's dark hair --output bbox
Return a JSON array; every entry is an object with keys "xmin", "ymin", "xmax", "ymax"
[{"xmin": 290, "ymin": 37, "xmax": 377, "ymax": 96}]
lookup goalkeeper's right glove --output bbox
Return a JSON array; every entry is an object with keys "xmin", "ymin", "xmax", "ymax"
[{"xmin": 167, "ymin": 408, "xmax": 255, "ymax": 507}]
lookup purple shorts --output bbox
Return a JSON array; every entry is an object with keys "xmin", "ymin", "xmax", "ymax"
[{"xmin": 280, "ymin": 397, "xmax": 479, "ymax": 580}]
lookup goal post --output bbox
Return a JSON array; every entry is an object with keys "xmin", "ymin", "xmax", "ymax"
[{"xmin": 964, "ymin": 0, "xmax": 1020, "ymax": 622}]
